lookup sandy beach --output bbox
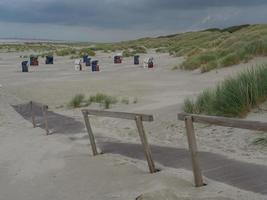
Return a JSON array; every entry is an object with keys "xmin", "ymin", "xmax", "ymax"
[{"xmin": 1, "ymin": 51, "xmax": 267, "ymax": 199}]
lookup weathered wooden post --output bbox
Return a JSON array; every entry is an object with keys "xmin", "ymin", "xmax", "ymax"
[
  {"xmin": 82, "ymin": 110, "xmax": 98, "ymax": 156},
  {"xmin": 135, "ymin": 115, "xmax": 156, "ymax": 173},
  {"xmin": 42, "ymin": 105, "xmax": 49, "ymax": 135},
  {"xmin": 184, "ymin": 116, "xmax": 204, "ymax": 187},
  {"xmin": 30, "ymin": 101, "xmax": 36, "ymax": 128}
]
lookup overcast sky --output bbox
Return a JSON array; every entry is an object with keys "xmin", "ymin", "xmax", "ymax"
[{"xmin": 0, "ymin": 0, "xmax": 267, "ymax": 42}]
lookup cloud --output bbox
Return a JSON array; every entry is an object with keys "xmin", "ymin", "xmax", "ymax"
[{"xmin": 0, "ymin": 0, "xmax": 267, "ymax": 41}]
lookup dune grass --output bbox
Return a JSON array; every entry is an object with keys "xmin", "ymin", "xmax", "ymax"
[
  {"xmin": 84, "ymin": 24, "xmax": 267, "ymax": 72},
  {"xmin": 79, "ymin": 48, "xmax": 96, "ymax": 57},
  {"xmin": 68, "ymin": 94, "xmax": 85, "ymax": 108},
  {"xmin": 68, "ymin": 93, "xmax": 138, "ymax": 109},
  {"xmin": 183, "ymin": 65, "xmax": 267, "ymax": 117},
  {"xmin": 69, "ymin": 93, "xmax": 118, "ymax": 109},
  {"xmin": 89, "ymin": 93, "xmax": 118, "ymax": 109}
]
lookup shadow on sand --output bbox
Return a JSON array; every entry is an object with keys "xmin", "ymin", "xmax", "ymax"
[
  {"xmin": 100, "ymin": 141, "xmax": 267, "ymax": 195},
  {"xmin": 12, "ymin": 103, "xmax": 85, "ymax": 134}
]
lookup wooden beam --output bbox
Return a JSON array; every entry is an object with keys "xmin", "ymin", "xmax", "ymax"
[
  {"xmin": 82, "ymin": 111, "xmax": 98, "ymax": 156},
  {"xmin": 82, "ymin": 109, "xmax": 153, "ymax": 122},
  {"xmin": 178, "ymin": 113, "xmax": 267, "ymax": 132},
  {"xmin": 184, "ymin": 116, "xmax": 204, "ymax": 187},
  {"xmin": 135, "ymin": 116, "xmax": 156, "ymax": 173}
]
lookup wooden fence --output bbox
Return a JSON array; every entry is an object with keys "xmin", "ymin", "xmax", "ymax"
[
  {"xmin": 82, "ymin": 109, "xmax": 157, "ymax": 173},
  {"xmin": 178, "ymin": 112, "xmax": 267, "ymax": 187},
  {"xmin": 30, "ymin": 101, "xmax": 49, "ymax": 135}
]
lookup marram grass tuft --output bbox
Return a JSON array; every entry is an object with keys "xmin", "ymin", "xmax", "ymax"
[{"xmin": 183, "ymin": 65, "xmax": 267, "ymax": 117}]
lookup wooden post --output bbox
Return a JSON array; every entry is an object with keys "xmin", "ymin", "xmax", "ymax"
[
  {"xmin": 135, "ymin": 116, "xmax": 156, "ymax": 173},
  {"xmin": 30, "ymin": 101, "xmax": 36, "ymax": 128},
  {"xmin": 185, "ymin": 116, "xmax": 204, "ymax": 187},
  {"xmin": 42, "ymin": 105, "xmax": 49, "ymax": 135},
  {"xmin": 82, "ymin": 111, "xmax": 98, "ymax": 156}
]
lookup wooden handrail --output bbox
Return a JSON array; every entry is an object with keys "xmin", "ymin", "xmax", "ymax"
[
  {"xmin": 178, "ymin": 112, "xmax": 267, "ymax": 132},
  {"xmin": 82, "ymin": 109, "xmax": 153, "ymax": 122},
  {"xmin": 82, "ymin": 109, "xmax": 157, "ymax": 173},
  {"xmin": 178, "ymin": 112, "xmax": 267, "ymax": 188}
]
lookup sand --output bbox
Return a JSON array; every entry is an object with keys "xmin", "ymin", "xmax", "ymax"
[{"xmin": 1, "ymin": 50, "xmax": 267, "ymax": 199}]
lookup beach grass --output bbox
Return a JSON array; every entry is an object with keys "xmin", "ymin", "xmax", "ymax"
[{"xmin": 183, "ymin": 65, "xmax": 267, "ymax": 117}]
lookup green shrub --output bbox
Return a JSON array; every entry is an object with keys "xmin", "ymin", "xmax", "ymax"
[
  {"xmin": 69, "ymin": 94, "xmax": 85, "ymax": 108},
  {"xmin": 183, "ymin": 65, "xmax": 267, "ymax": 117}
]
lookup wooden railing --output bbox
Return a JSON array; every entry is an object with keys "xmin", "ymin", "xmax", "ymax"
[
  {"xmin": 30, "ymin": 101, "xmax": 49, "ymax": 135},
  {"xmin": 82, "ymin": 109, "xmax": 157, "ymax": 173},
  {"xmin": 178, "ymin": 112, "xmax": 267, "ymax": 187}
]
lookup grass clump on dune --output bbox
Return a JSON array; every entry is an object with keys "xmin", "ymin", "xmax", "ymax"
[
  {"xmin": 69, "ymin": 93, "xmax": 118, "ymax": 109},
  {"xmin": 183, "ymin": 65, "xmax": 267, "ymax": 117},
  {"xmin": 68, "ymin": 93, "xmax": 138, "ymax": 109},
  {"xmin": 69, "ymin": 94, "xmax": 85, "ymax": 108},
  {"xmin": 179, "ymin": 26, "xmax": 267, "ymax": 72},
  {"xmin": 56, "ymin": 48, "xmax": 77, "ymax": 56},
  {"xmin": 79, "ymin": 48, "xmax": 96, "ymax": 57},
  {"xmin": 89, "ymin": 93, "xmax": 118, "ymax": 109}
]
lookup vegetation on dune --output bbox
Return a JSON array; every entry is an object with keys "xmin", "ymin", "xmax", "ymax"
[
  {"xmin": 69, "ymin": 93, "xmax": 117, "ymax": 109},
  {"xmin": 4, "ymin": 24, "xmax": 267, "ymax": 72},
  {"xmin": 89, "ymin": 93, "xmax": 118, "ymax": 109},
  {"xmin": 0, "ymin": 43, "xmax": 59, "ymax": 53},
  {"xmin": 68, "ymin": 93, "xmax": 138, "ymax": 109},
  {"xmin": 122, "ymin": 46, "xmax": 147, "ymax": 57},
  {"xmin": 69, "ymin": 94, "xmax": 85, "ymax": 108},
  {"xmin": 55, "ymin": 48, "xmax": 77, "ymax": 56},
  {"xmin": 79, "ymin": 48, "xmax": 96, "ymax": 57},
  {"xmin": 176, "ymin": 25, "xmax": 267, "ymax": 71},
  {"xmin": 183, "ymin": 65, "xmax": 267, "ymax": 117},
  {"xmin": 94, "ymin": 24, "xmax": 267, "ymax": 72},
  {"xmin": 0, "ymin": 42, "xmax": 97, "ymax": 58}
]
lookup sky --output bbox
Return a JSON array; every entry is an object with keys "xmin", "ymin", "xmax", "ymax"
[{"xmin": 0, "ymin": 0, "xmax": 267, "ymax": 42}]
